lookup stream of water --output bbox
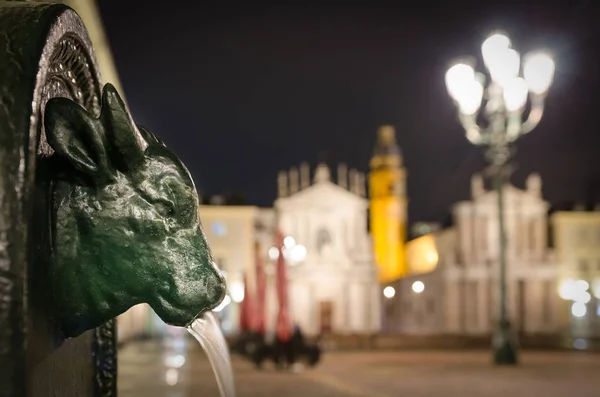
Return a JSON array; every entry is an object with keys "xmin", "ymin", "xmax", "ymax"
[{"xmin": 187, "ymin": 312, "xmax": 237, "ymax": 397}]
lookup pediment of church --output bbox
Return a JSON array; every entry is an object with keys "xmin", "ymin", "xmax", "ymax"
[
  {"xmin": 455, "ymin": 183, "xmax": 549, "ymax": 213},
  {"xmin": 276, "ymin": 181, "xmax": 367, "ymax": 211},
  {"xmin": 479, "ymin": 184, "xmax": 548, "ymax": 207}
]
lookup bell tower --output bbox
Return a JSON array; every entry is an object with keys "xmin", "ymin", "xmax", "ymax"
[{"xmin": 369, "ymin": 125, "xmax": 408, "ymax": 283}]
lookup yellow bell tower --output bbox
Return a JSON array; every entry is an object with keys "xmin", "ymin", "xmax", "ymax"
[{"xmin": 369, "ymin": 125, "xmax": 408, "ymax": 283}]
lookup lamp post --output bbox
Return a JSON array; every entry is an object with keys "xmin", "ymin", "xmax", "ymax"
[{"xmin": 445, "ymin": 32, "xmax": 555, "ymax": 365}]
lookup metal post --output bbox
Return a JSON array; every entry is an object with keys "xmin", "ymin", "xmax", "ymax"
[{"xmin": 492, "ymin": 163, "xmax": 517, "ymax": 364}]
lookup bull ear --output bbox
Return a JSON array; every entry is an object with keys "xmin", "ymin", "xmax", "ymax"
[
  {"xmin": 100, "ymin": 83, "xmax": 146, "ymax": 171},
  {"xmin": 138, "ymin": 125, "xmax": 166, "ymax": 147},
  {"xmin": 45, "ymin": 98, "xmax": 113, "ymax": 184}
]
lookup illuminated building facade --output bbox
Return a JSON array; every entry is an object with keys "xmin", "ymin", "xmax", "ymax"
[
  {"xmin": 274, "ymin": 163, "xmax": 381, "ymax": 336},
  {"xmin": 369, "ymin": 125, "xmax": 408, "ymax": 283},
  {"xmin": 183, "ymin": 163, "xmax": 381, "ymax": 337},
  {"xmin": 198, "ymin": 205, "xmax": 261, "ymax": 335},
  {"xmin": 383, "ymin": 173, "xmax": 563, "ymax": 337},
  {"xmin": 551, "ymin": 211, "xmax": 600, "ymax": 344}
]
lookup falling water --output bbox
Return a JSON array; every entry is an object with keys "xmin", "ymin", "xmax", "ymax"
[{"xmin": 187, "ymin": 311, "xmax": 237, "ymax": 397}]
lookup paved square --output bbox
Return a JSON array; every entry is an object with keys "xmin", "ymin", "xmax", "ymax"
[{"xmin": 119, "ymin": 339, "xmax": 600, "ymax": 397}]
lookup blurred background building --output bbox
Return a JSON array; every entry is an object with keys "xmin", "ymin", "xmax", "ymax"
[
  {"xmin": 552, "ymin": 210, "xmax": 600, "ymax": 343},
  {"xmin": 383, "ymin": 173, "xmax": 560, "ymax": 337},
  {"xmin": 274, "ymin": 162, "xmax": 381, "ymax": 336}
]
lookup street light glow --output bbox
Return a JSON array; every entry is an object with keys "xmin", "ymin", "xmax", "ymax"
[
  {"xmin": 592, "ymin": 279, "xmax": 600, "ymax": 299},
  {"xmin": 576, "ymin": 279, "xmax": 590, "ymax": 291},
  {"xmin": 571, "ymin": 302, "xmax": 587, "ymax": 318},
  {"xmin": 229, "ymin": 281, "xmax": 244, "ymax": 303},
  {"xmin": 284, "ymin": 236, "xmax": 296, "ymax": 248},
  {"xmin": 503, "ymin": 77, "xmax": 529, "ymax": 111},
  {"xmin": 559, "ymin": 279, "xmax": 591, "ymax": 303},
  {"xmin": 383, "ymin": 286, "xmax": 396, "ymax": 299},
  {"xmin": 489, "ymin": 48, "xmax": 521, "ymax": 87},
  {"xmin": 559, "ymin": 278, "xmax": 576, "ymax": 300},
  {"xmin": 289, "ymin": 244, "xmax": 307, "ymax": 262},
  {"xmin": 412, "ymin": 281, "xmax": 425, "ymax": 294},
  {"xmin": 268, "ymin": 246, "xmax": 280, "ymax": 260},
  {"xmin": 457, "ymin": 80, "xmax": 484, "ymax": 115},
  {"xmin": 523, "ymin": 52, "xmax": 555, "ymax": 95},
  {"xmin": 445, "ymin": 63, "xmax": 475, "ymax": 102},
  {"xmin": 481, "ymin": 33, "xmax": 511, "ymax": 71}
]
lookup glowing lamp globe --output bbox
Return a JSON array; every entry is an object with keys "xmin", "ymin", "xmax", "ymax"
[
  {"xmin": 502, "ymin": 77, "xmax": 528, "ymax": 111},
  {"xmin": 383, "ymin": 286, "xmax": 396, "ymax": 299},
  {"xmin": 481, "ymin": 33, "xmax": 511, "ymax": 70},
  {"xmin": 523, "ymin": 52, "xmax": 555, "ymax": 95},
  {"xmin": 445, "ymin": 63, "xmax": 475, "ymax": 102},
  {"xmin": 458, "ymin": 79, "xmax": 484, "ymax": 115}
]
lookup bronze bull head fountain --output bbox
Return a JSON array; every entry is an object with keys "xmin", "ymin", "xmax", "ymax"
[{"xmin": 45, "ymin": 84, "xmax": 226, "ymax": 338}]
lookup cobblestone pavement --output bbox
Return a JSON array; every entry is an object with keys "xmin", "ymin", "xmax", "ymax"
[{"xmin": 119, "ymin": 337, "xmax": 600, "ymax": 397}]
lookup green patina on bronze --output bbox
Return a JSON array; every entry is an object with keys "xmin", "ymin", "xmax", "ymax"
[{"xmin": 45, "ymin": 84, "xmax": 226, "ymax": 338}]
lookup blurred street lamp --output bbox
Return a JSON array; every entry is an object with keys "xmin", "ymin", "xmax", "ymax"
[
  {"xmin": 445, "ymin": 31, "xmax": 555, "ymax": 365},
  {"xmin": 281, "ymin": 235, "xmax": 307, "ymax": 265},
  {"xmin": 411, "ymin": 281, "xmax": 425, "ymax": 294},
  {"xmin": 383, "ymin": 286, "xmax": 396, "ymax": 299}
]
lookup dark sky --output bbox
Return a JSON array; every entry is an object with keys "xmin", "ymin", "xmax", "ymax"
[{"xmin": 98, "ymin": 2, "xmax": 600, "ymax": 224}]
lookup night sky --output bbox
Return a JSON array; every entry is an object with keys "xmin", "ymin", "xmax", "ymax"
[{"xmin": 98, "ymin": 2, "xmax": 600, "ymax": 224}]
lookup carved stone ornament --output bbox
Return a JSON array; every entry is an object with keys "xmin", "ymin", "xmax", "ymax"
[{"xmin": 0, "ymin": 3, "xmax": 225, "ymax": 396}]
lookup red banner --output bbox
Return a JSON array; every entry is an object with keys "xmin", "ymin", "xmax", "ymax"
[
  {"xmin": 238, "ymin": 273, "xmax": 255, "ymax": 333},
  {"xmin": 252, "ymin": 242, "xmax": 267, "ymax": 335}
]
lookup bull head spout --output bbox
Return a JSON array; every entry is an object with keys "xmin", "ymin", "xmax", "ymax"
[{"xmin": 44, "ymin": 84, "xmax": 226, "ymax": 338}]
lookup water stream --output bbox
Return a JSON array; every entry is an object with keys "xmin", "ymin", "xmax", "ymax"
[{"xmin": 187, "ymin": 312, "xmax": 237, "ymax": 397}]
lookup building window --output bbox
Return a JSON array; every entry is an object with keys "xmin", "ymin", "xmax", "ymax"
[
  {"xmin": 316, "ymin": 228, "xmax": 332, "ymax": 254},
  {"xmin": 212, "ymin": 221, "xmax": 227, "ymax": 236}
]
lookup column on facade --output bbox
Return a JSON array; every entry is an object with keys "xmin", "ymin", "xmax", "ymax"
[
  {"xmin": 348, "ymin": 282, "xmax": 364, "ymax": 333},
  {"xmin": 477, "ymin": 278, "xmax": 488, "ymax": 333},
  {"xmin": 506, "ymin": 207, "xmax": 516, "ymax": 261},
  {"xmin": 443, "ymin": 278, "xmax": 461, "ymax": 333},
  {"xmin": 458, "ymin": 212, "xmax": 473, "ymax": 266},
  {"xmin": 515, "ymin": 214, "xmax": 524, "ymax": 260},
  {"xmin": 466, "ymin": 280, "xmax": 478, "ymax": 334},
  {"xmin": 290, "ymin": 282, "xmax": 312, "ymax": 332},
  {"xmin": 468, "ymin": 211, "xmax": 476, "ymax": 266},
  {"xmin": 370, "ymin": 283, "xmax": 382, "ymax": 333},
  {"xmin": 535, "ymin": 217, "xmax": 547, "ymax": 263},
  {"xmin": 266, "ymin": 272, "xmax": 278, "ymax": 336},
  {"xmin": 354, "ymin": 209, "xmax": 364, "ymax": 254},
  {"xmin": 508, "ymin": 279, "xmax": 519, "ymax": 332},
  {"xmin": 487, "ymin": 276, "xmax": 495, "ymax": 331}
]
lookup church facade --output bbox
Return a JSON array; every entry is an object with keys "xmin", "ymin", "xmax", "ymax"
[
  {"xmin": 383, "ymin": 173, "xmax": 562, "ymax": 336},
  {"xmin": 273, "ymin": 163, "xmax": 382, "ymax": 336}
]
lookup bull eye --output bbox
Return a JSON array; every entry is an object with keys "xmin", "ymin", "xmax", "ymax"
[{"xmin": 155, "ymin": 200, "xmax": 176, "ymax": 217}]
